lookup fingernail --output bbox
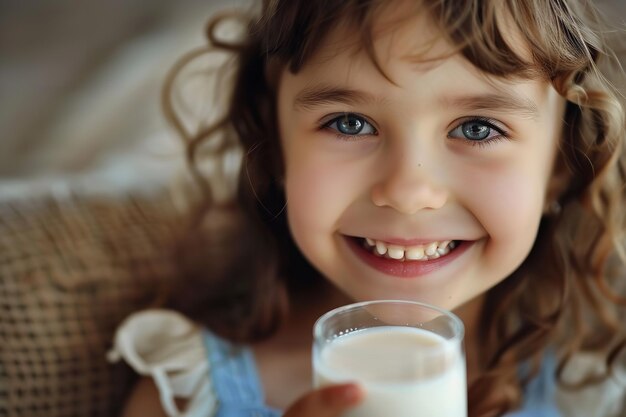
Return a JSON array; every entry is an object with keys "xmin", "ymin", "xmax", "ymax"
[{"xmin": 341, "ymin": 384, "xmax": 362, "ymax": 404}]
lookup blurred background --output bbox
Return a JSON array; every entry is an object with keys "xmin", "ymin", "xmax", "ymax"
[
  {"xmin": 0, "ymin": 0, "xmax": 245, "ymax": 197},
  {"xmin": 0, "ymin": 0, "xmax": 624, "ymax": 197}
]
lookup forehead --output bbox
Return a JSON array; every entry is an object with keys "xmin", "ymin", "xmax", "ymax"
[
  {"xmin": 275, "ymin": 4, "xmax": 562, "ymax": 131},
  {"xmin": 285, "ymin": 0, "xmax": 534, "ymax": 84},
  {"xmin": 280, "ymin": 9, "xmax": 539, "ymax": 102}
]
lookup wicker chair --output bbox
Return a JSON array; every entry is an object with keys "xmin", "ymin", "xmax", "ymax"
[{"xmin": 0, "ymin": 190, "xmax": 181, "ymax": 417}]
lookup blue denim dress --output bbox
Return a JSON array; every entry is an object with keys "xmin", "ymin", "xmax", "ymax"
[{"xmin": 203, "ymin": 330, "xmax": 560, "ymax": 417}]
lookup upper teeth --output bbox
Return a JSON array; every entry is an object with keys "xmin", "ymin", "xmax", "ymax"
[{"xmin": 364, "ymin": 238, "xmax": 456, "ymax": 261}]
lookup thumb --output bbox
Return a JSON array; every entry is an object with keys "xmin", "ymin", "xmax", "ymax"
[{"xmin": 283, "ymin": 383, "xmax": 363, "ymax": 417}]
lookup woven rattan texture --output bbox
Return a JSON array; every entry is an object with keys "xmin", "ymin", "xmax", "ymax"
[{"xmin": 0, "ymin": 193, "xmax": 181, "ymax": 417}]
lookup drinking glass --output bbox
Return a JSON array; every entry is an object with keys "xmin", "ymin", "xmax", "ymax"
[{"xmin": 313, "ymin": 300, "xmax": 466, "ymax": 417}]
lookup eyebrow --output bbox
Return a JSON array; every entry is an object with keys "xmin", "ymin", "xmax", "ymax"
[
  {"xmin": 293, "ymin": 84, "xmax": 540, "ymax": 120},
  {"xmin": 293, "ymin": 84, "xmax": 380, "ymax": 111},
  {"xmin": 439, "ymin": 93, "xmax": 540, "ymax": 120}
]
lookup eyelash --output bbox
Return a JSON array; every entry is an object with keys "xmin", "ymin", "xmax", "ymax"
[
  {"xmin": 320, "ymin": 113, "xmax": 510, "ymax": 147},
  {"xmin": 321, "ymin": 113, "xmax": 378, "ymax": 142},
  {"xmin": 448, "ymin": 116, "xmax": 510, "ymax": 148}
]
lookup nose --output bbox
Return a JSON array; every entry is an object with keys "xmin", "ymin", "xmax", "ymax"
[{"xmin": 370, "ymin": 149, "xmax": 448, "ymax": 215}]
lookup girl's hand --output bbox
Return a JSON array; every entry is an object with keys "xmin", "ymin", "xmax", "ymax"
[{"xmin": 283, "ymin": 383, "xmax": 364, "ymax": 417}]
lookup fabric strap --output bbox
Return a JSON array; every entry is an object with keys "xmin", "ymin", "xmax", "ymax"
[
  {"xmin": 507, "ymin": 352, "xmax": 561, "ymax": 417},
  {"xmin": 203, "ymin": 330, "xmax": 282, "ymax": 417}
]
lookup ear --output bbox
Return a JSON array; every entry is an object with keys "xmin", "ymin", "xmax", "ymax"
[{"xmin": 543, "ymin": 151, "xmax": 571, "ymax": 214}]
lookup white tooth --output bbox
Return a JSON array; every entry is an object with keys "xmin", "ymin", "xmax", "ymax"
[
  {"xmin": 449, "ymin": 241, "xmax": 457, "ymax": 249},
  {"xmin": 438, "ymin": 240, "xmax": 450, "ymax": 249},
  {"xmin": 365, "ymin": 238, "xmax": 375, "ymax": 246},
  {"xmin": 425, "ymin": 242, "xmax": 438, "ymax": 256},
  {"xmin": 437, "ymin": 246, "xmax": 450, "ymax": 255},
  {"xmin": 405, "ymin": 246, "xmax": 425, "ymax": 260},
  {"xmin": 387, "ymin": 245, "xmax": 404, "ymax": 260},
  {"xmin": 429, "ymin": 252, "xmax": 441, "ymax": 259},
  {"xmin": 375, "ymin": 241, "xmax": 387, "ymax": 255}
]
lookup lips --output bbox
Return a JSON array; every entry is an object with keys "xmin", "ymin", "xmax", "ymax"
[{"xmin": 344, "ymin": 236, "xmax": 473, "ymax": 278}]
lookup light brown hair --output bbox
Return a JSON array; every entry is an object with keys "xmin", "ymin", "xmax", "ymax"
[{"xmin": 163, "ymin": 1, "xmax": 626, "ymax": 415}]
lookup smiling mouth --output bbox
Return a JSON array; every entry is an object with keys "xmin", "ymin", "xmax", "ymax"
[{"xmin": 357, "ymin": 237, "xmax": 461, "ymax": 262}]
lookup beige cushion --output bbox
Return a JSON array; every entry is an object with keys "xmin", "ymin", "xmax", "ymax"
[{"xmin": 0, "ymin": 191, "xmax": 181, "ymax": 416}]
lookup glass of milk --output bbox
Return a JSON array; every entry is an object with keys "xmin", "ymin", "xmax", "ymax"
[{"xmin": 313, "ymin": 300, "xmax": 466, "ymax": 417}]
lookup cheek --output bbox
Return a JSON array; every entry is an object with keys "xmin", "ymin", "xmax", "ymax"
[
  {"xmin": 483, "ymin": 174, "xmax": 543, "ymax": 238},
  {"xmin": 459, "ymin": 160, "xmax": 547, "ymax": 265},
  {"xmin": 284, "ymin": 154, "xmax": 358, "ymax": 254}
]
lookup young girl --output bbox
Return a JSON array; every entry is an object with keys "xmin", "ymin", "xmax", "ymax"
[{"xmin": 109, "ymin": 0, "xmax": 626, "ymax": 416}]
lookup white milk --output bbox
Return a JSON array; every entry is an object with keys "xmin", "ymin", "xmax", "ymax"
[{"xmin": 314, "ymin": 326, "xmax": 467, "ymax": 417}]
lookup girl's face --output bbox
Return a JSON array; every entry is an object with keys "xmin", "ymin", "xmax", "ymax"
[{"xmin": 276, "ymin": 11, "xmax": 566, "ymax": 311}]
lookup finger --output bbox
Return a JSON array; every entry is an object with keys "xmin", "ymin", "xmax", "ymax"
[{"xmin": 283, "ymin": 383, "xmax": 363, "ymax": 417}]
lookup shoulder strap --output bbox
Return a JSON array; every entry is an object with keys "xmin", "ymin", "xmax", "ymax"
[
  {"xmin": 507, "ymin": 352, "xmax": 561, "ymax": 417},
  {"xmin": 203, "ymin": 330, "xmax": 282, "ymax": 417}
]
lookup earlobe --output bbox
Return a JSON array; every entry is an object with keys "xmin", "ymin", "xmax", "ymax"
[
  {"xmin": 543, "ymin": 152, "xmax": 571, "ymax": 215},
  {"xmin": 544, "ymin": 200, "xmax": 562, "ymax": 216}
]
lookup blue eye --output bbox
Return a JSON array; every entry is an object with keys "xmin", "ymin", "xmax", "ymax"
[
  {"xmin": 324, "ymin": 113, "xmax": 377, "ymax": 137},
  {"xmin": 448, "ymin": 118, "xmax": 507, "ymax": 143}
]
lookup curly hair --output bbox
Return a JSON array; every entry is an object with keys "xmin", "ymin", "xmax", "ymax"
[{"xmin": 162, "ymin": 1, "xmax": 626, "ymax": 415}]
